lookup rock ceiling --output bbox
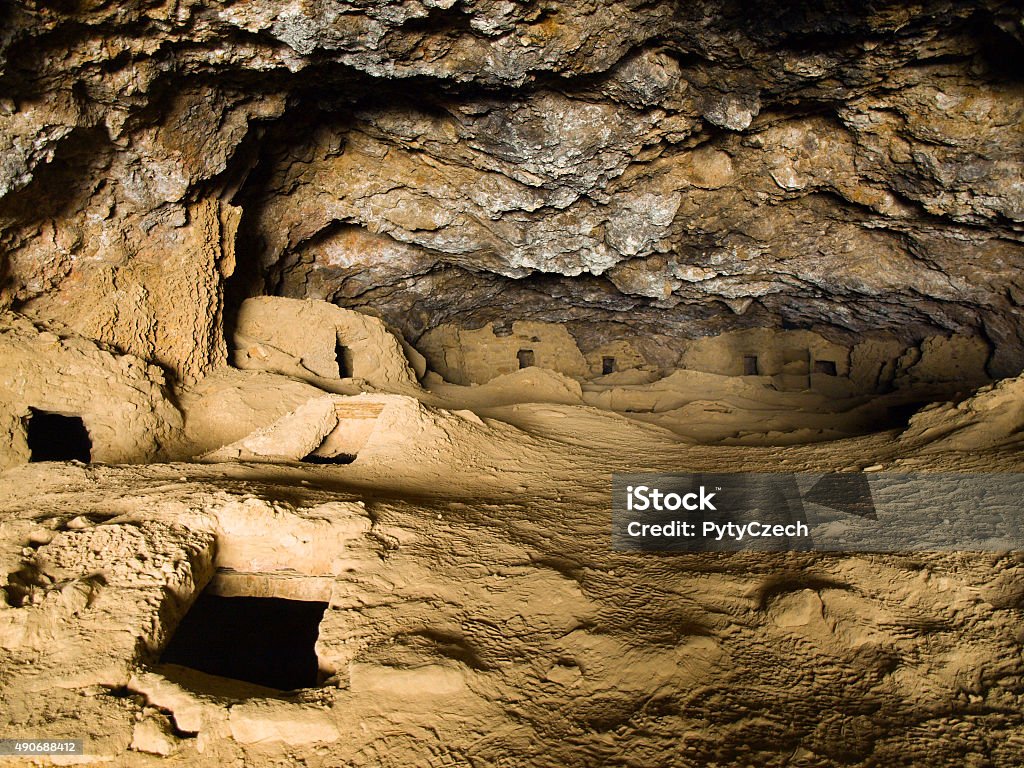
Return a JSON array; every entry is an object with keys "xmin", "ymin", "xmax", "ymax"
[{"xmin": 1, "ymin": 0, "xmax": 1022, "ymax": 380}]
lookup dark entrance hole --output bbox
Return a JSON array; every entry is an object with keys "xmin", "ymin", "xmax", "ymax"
[
  {"xmin": 884, "ymin": 401, "xmax": 935, "ymax": 429},
  {"xmin": 336, "ymin": 340, "xmax": 353, "ymax": 378},
  {"xmin": 517, "ymin": 349, "xmax": 535, "ymax": 369},
  {"xmin": 742, "ymin": 355, "xmax": 759, "ymax": 376},
  {"xmin": 813, "ymin": 360, "xmax": 838, "ymax": 376},
  {"xmin": 160, "ymin": 591, "xmax": 328, "ymax": 691},
  {"xmin": 492, "ymin": 320, "xmax": 514, "ymax": 337},
  {"xmin": 25, "ymin": 408, "xmax": 91, "ymax": 462},
  {"xmin": 602, "ymin": 356, "xmax": 616, "ymax": 375},
  {"xmin": 300, "ymin": 452, "xmax": 356, "ymax": 465}
]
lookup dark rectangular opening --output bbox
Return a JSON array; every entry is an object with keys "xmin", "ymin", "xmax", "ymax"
[
  {"xmin": 742, "ymin": 355, "xmax": 759, "ymax": 376},
  {"xmin": 517, "ymin": 349, "xmax": 535, "ymax": 369},
  {"xmin": 300, "ymin": 452, "xmax": 356, "ymax": 465},
  {"xmin": 160, "ymin": 590, "xmax": 328, "ymax": 691},
  {"xmin": 25, "ymin": 408, "xmax": 91, "ymax": 463},
  {"xmin": 602, "ymin": 356, "xmax": 616, "ymax": 375},
  {"xmin": 813, "ymin": 360, "xmax": 838, "ymax": 376},
  {"xmin": 492, "ymin": 320, "xmax": 514, "ymax": 337},
  {"xmin": 335, "ymin": 341, "xmax": 353, "ymax": 378}
]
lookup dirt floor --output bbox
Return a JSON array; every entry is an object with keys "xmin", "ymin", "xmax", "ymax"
[{"xmin": 1, "ymin": 373, "xmax": 1023, "ymax": 767}]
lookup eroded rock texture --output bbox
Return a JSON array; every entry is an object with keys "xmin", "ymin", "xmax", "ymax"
[{"xmin": 1, "ymin": 0, "xmax": 1022, "ymax": 382}]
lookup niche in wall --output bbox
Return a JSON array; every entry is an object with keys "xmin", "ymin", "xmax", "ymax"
[
  {"xmin": 25, "ymin": 408, "xmax": 91, "ymax": 463},
  {"xmin": 814, "ymin": 360, "xmax": 838, "ymax": 376},
  {"xmin": 336, "ymin": 340, "xmax": 354, "ymax": 378},
  {"xmin": 160, "ymin": 589, "xmax": 328, "ymax": 691}
]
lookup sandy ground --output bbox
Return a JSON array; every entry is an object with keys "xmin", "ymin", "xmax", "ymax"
[{"xmin": 1, "ymin": 370, "xmax": 1023, "ymax": 767}]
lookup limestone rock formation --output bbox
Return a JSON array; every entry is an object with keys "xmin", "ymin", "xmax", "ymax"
[
  {"xmin": 1, "ymin": 0, "xmax": 1022, "ymax": 383},
  {"xmin": 232, "ymin": 296, "xmax": 422, "ymax": 390},
  {"xmin": 0, "ymin": 312, "xmax": 181, "ymax": 469},
  {"xmin": 1, "ymin": 2, "xmax": 1024, "ymax": 767},
  {"xmin": 901, "ymin": 370, "xmax": 1024, "ymax": 452}
]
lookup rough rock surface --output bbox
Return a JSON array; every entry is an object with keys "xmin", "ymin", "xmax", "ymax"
[
  {"xmin": 1, "ymin": 6, "xmax": 1024, "ymax": 764},
  {"xmin": 1, "ymin": 0, "xmax": 1022, "ymax": 383},
  {"xmin": 901, "ymin": 370, "xmax": 1024, "ymax": 452},
  {"xmin": 0, "ymin": 312, "xmax": 182, "ymax": 469},
  {"xmin": 232, "ymin": 296, "xmax": 421, "ymax": 390},
  {"xmin": 1, "ymin": 398, "xmax": 1023, "ymax": 766}
]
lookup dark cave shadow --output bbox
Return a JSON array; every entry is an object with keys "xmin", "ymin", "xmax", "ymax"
[{"xmin": 0, "ymin": 250, "xmax": 13, "ymax": 305}]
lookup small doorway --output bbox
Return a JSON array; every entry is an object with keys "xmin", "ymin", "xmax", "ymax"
[
  {"xmin": 160, "ymin": 590, "xmax": 328, "ymax": 691},
  {"xmin": 813, "ymin": 360, "xmax": 838, "ymax": 376},
  {"xmin": 517, "ymin": 349, "xmax": 535, "ymax": 369},
  {"xmin": 742, "ymin": 355, "xmax": 759, "ymax": 376},
  {"xmin": 602, "ymin": 356, "xmax": 616, "ymax": 375},
  {"xmin": 25, "ymin": 408, "xmax": 91, "ymax": 462},
  {"xmin": 336, "ymin": 340, "xmax": 353, "ymax": 378}
]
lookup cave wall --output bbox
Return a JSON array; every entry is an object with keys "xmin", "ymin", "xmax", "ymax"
[
  {"xmin": 419, "ymin": 319, "xmax": 993, "ymax": 389},
  {"xmin": 0, "ymin": 312, "xmax": 182, "ymax": 469},
  {"xmin": 231, "ymin": 295, "xmax": 421, "ymax": 389},
  {"xmin": 1, "ymin": 0, "xmax": 1022, "ymax": 384}
]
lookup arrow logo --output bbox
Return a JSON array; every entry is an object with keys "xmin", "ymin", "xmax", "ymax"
[{"xmin": 804, "ymin": 474, "xmax": 877, "ymax": 520}]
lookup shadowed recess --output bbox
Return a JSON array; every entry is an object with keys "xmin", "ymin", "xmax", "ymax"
[
  {"xmin": 160, "ymin": 591, "xmax": 328, "ymax": 691},
  {"xmin": 25, "ymin": 408, "xmax": 91, "ymax": 463}
]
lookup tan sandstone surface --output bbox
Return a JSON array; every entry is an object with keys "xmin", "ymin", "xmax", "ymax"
[
  {"xmin": 1, "ymin": 309, "xmax": 1023, "ymax": 765},
  {"xmin": 2, "ymin": 0, "xmax": 1023, "ymax": 765}
]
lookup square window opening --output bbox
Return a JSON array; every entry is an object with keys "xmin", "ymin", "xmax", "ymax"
[
  {"xmin": 160, "ymin": 590, "xmax": 328, "ymax": 691},
  {"xmin": 25, "ymin": 408, "xmax": 91, "ymax": 463},
  {"xmin": 813, "ymin": 360, "xmax": 838, "ymax": 376}
]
